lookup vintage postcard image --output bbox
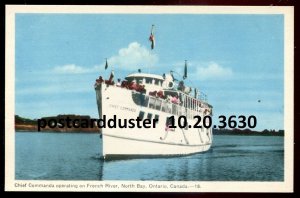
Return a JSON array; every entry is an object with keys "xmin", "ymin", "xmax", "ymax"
[{"xmin": 5, "ymin": 5, "xmax": 294, "ymax": 192}]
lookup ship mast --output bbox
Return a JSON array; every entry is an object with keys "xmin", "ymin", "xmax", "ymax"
[{"xmin": 183, "ymin": 60, "xmax": 187, "ymax": 80}]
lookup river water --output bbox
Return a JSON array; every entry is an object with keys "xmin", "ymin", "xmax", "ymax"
[{"xmin": 15, "ymin": 132, "xmax": 283, "ymax": 181}]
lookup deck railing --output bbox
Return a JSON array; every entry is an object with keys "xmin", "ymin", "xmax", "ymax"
[
  {"xmin": 132, "ymin": 90, "xmax": 208, "ymax": 119},
  {"xmin": 96, "ymin": 80, "xmax": 210, "ymax": 118}
]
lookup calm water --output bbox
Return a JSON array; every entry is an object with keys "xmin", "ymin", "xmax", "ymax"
[{"xmin": 15, "ymin": 132, "xmax": 284, "ymax": 181}]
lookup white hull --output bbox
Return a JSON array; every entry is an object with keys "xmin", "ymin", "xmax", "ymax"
[
  {"xmin": 103, "ymin": 134, "xmax": 211, "ymax": 158},
  {"xmin": 95, "ymin": 83, "xmax": 213, "ymax": 159}
]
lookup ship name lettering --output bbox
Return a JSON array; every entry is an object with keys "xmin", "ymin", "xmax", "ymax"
[
  {"xmin": 109, "ymin": 104, "xmax": 119, "ymax": 109},
  {"xmin": 120, "ymin": 106, "xmax": 136, "ymax": 112}
]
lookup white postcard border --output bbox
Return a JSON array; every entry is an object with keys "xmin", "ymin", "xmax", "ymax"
[{"xmin": 5, "ymin": 5, "xmax": 294, "ymax": 192}]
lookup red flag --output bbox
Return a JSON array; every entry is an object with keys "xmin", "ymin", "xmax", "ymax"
[{"xmin": 149, "ymin": 25, "xmax": 155, "ymax": 50}]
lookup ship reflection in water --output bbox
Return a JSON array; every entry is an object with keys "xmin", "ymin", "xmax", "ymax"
[{"xmin": 15, "ymin": 132, "xmax": 283, "ymax": 181}]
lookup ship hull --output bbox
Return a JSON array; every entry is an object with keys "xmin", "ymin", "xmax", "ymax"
[
  {"xmin": 95, "ymin": 83, "xmax": 213, "ymax": 159},
  {"xmin": 103, "ymin": 134, "xmax": 211, "ymax": 159}
]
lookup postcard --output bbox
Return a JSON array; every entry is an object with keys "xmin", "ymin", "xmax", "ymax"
[{"xmin": 5, "ymin": 5, "xmax": 294, "ymax": 192}]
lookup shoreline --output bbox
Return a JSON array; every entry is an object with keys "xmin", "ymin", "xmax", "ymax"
[
  {"xmin": 15, "ymin": 131, "xmax": 284, "ymax": 136},
  {"xmin": 15, "ymin": 130, "xmax": 100, "ymax": 134},
  {"xmin": 15, "ymin": 124, "xmax": 101, "ymax": 133},
  {"xmin": 15, "ymin": 115, "xmax": 284, "ymax": 136},
  {"xmin": 15, "ymin": 126, "xmax": 283, "ymax": 136}
]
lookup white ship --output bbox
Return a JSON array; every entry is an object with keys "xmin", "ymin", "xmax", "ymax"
[
  {"xmin": 95, "ymin": 25, "xmax": 212, "ymax": 159},
  {"xmin": 94, "ymin": 67, "xmax": 213, "ymax": 159}
]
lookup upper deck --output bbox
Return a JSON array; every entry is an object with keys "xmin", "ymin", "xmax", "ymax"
[
  {"xmin": 95, "ymin": 71, "xmax": 212, "ymax": 117},
  {"xmin": 124, "ymin": 72, "xmax": 209, "ymax": 102}
]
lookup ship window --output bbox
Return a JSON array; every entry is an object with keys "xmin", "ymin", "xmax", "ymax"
[
  {"xmin": 143, "ymin": 96, "xmax": 149, "ymax": 107},
  {"xmin": 161, "ymin": 100, "xmax": 167, "ymax": 112},
  {"xmin": 166, "ymin": 117, "xmax": 172, "ymax": 126},
  {"xmin": 126, "ymin": 77, "xmax": 134, "ymax": 82},
  {"xmin": 132, "ymin": 92, "xmax": 149, "ymax": 107},
  {"xmin": 154, "ymin": 115, "xmax": 159, "ymax": 123},
  {"xmin": 134, "ymin": 77, "xmax": 143, "ymax": 84},
  {"xmin": 155, "ymin": 99, "xmax": 162, "ymax": 110},
  {"xmin": 149, "ymin": 97, "xmax": 155, "ymax": 109},
  {"xmin": 172, "ymin": 103, "xmax": 177, "ymax": 115},
  {"xmin": 155, "ymin": 79, "xmax": 159, "ymax": 85},
  {"xmin": 147, "ymin": 113, "xmax": 153, "ymax": 120},
  {"xmin": 138, "ymin": 111, "xmax": 145, "ymax": 120},
  {"xmin": 145, "ymin": 77, "xmax": 152, "ymax": 84},
  {"xmin": 164, "ymin": 91, "xmax": 178, "ymax": 98}
]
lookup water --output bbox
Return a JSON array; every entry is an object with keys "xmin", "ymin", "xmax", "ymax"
[{"xmin": 15, "ymin": 132, "xmax": 284, "ymax": 181}]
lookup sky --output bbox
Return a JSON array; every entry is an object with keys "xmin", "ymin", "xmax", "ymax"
[{"xmin": 15, "ymin": 14, "xmax": 284, "ymax": 131}]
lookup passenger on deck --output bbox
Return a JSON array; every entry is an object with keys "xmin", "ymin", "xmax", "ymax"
[
  {"xmin": 139, "ymin": 85, "xmax": 146, "ymax": 93},
  {"xmin": 149, "ymin": 91, "xmax": 157, "ymax": 97},
  {"xmin": 98, "ymin": 76, "xmax": 104, "ymax": 83},
  {"xmin": 157, "ymin": 90, "xmax": 164, "ymax": 99},
  {"xmin": 121, "ymin": 80, "xmax": 128, "ymax": 88},
  {"xmin": 105, "ymin": 79, "xmax": 114, "ymax": 85},
  {"xmin": 171, "ymin": 95, "xmax": 180, "ymax": 104},
  {"xmin": 166, "ymin": 95, "xmax": 172, "ymax": 102},
  {"xmin": 131, "ymin": 80, "xmax": 137, "ymax": 90},
  {"xmin": 178, "ymin": 81, "xmax": 185, "ymax": 92},
  {"xmin": 116, "ymin": 78, "xmax": 121, "ymax": 87}
]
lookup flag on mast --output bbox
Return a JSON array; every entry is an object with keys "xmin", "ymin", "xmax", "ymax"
[
  {"xmin": 183, "ymin": 60, "xmax": 187, "ymax": 79},
  {"xmin": 149, "ymin": 25, "xmax": 155, "ymax": 50},
  {"xmin": 105, "ymin": 58, "xmax": 108, "ymax": 70},
  {"xmin": 108, "ymin": 70, "xmax": 114, "ymax": 82}
]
